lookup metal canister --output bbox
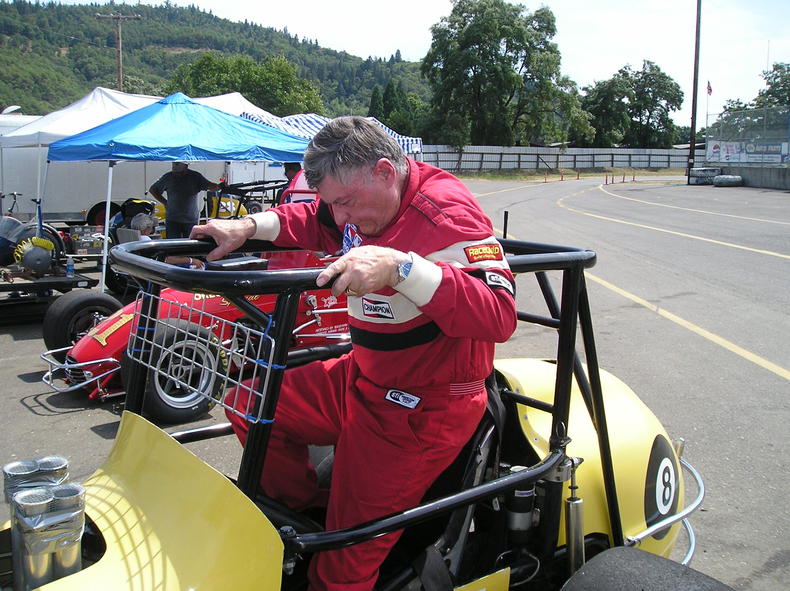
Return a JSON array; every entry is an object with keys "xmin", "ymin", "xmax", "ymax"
[
  {"xmin": 12, "ymin": 487, "xmax": 55, "ymax": 591},
  {"xmin": 3, "ymin": 456, "xmax": 69, "ymax": 504},
  {"xmin": 3, "ymin": 461, "xmax": 39, "ymax": 503},
  {"xmin": 50, "ymin": 483, "xmax": 86, "ymax": 579},
  {"xmin": 33, "ymin": 456, "xmax": 69, "ymax": 487}
]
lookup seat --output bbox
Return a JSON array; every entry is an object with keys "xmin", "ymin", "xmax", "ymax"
[
  {"xmin": 114, "ymin": 227, "xmax": 141, "ymax": 243},
  {"xmin": 38, "ymin": 411, "xmax": 284, "ymax": 590}
]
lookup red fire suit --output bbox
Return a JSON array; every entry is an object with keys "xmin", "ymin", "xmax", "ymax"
[{"xmin": 227, "ymin": 159, "xmax": 517, "ymax": 591}]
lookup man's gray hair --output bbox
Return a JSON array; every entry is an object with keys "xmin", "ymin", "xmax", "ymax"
[
  {"xmin": 130, "ymin": 213, "xmax": 156, "ymax": 234},
  {"xmin": 303, "ymin": 116, "xmax": 406, "ymax": 188}
]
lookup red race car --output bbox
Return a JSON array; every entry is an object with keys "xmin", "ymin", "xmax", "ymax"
[{"xmin": 40, "ymin": 249, "xmax": 349, "ymax": 424}]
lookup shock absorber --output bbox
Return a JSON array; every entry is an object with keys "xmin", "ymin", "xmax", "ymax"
[
  {"xmin": 565, "ymin": 458, "xmax": 585, "ymax": 574},
  {"xmin": 506, "ymin": 465, "xmax": 536, "ymax": 545}
]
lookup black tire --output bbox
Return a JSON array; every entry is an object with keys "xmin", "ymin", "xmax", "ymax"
[
  {"xmin": 85, "ymin": 202, "xmax": 121, "ymax": 226},
  {"xmin": 138, "ymin": 319, "xmax": 228, "ymax": 424},
  {"xmin": 713, "ymin": 174, "xmax": 743, "ymax": 187},
  {"xmin": 42, "ymin": 290, "xmax": 123, "ymax": 361},
  {"xmin": 104, "ymin": 264, "xmax": 141, "ymax": 297},
  {"xmin": 246, "ymin": 200, "xmax": 264, "ymax": 214}
]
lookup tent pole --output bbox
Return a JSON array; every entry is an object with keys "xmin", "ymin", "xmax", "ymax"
[
  {"xmin": 99, "ymin": 161, "xmax": 116, "ymax": 292},
  {"xmin": 36, "ymin": 143, "xmax": 42, "ymax": 201}
]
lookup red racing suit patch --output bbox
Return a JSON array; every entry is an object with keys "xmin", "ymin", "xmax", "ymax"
[
  {"xmin": 464, "ymin": 243, "xmax": 504, "ymax": 263},
  {"xmin": 385, "ymin": 389, "xmax": 421, "ymax": 408}
]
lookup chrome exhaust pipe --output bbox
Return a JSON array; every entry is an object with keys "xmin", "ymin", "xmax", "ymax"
[
  {"xmin": 12, "ymin": 487, "xmax": 55, "ymax": 591},
  {"xmin": 50, "ymin": 483, "xmax": 86, "ymax": 579}
]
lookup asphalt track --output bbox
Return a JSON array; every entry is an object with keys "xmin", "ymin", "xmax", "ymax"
[{"xmin": 0, "ymin": 175, "xmax": 787, "ymax": 590}]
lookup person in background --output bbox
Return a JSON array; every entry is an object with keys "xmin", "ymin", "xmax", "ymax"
[
  {"xmin": 148, "ymin": 161, "xmax": 222, "ymax": 238},
  {"xmin": 276, "ymin": 161, "xmax": 303, "ymax": 204},
  {"xmin": 191, "ymin": 116, "xmax": 516, "ymax": 591},
  {"xmin": 129, "ymin": 213, "xmax": 156, "ymax": 239}
]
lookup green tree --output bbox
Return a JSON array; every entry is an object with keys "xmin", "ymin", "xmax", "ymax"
[
  {"xmin": 368, "ymin": 84, "xmax": 384, "ymax": 119},
  {"xmin": 421, "ymin": 0, "xmax": 591, "ymax": 147},
  {"xmin": 166, "ymin": 52, "xmax": 324, "ymax": 115},
  {"xmin": 754, "ymin": 62, "xmax": 790, "ymax": 107},
  {"xmin": 382, "ymin": 80, "xmax": 405, "ymax": 118},
  {"xmin": 576, "ymin": 77, "xmax": 634, "ymax": 147},
  {"xmin": 618, "ymin": 61, "xmax": 683, "ymax": 148}
]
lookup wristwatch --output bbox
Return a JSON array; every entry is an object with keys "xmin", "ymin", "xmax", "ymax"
[{"xmin": 396, "ymin": 253, "xmax": 413, "ymax": 284}]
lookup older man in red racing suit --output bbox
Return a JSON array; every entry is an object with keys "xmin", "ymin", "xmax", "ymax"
[{"xmin": 191, "ymin": 116, "xmax": 517, "ymax": 591}]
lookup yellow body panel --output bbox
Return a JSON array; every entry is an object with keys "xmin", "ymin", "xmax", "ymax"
[
  {"xmin": 206, "ymin": 195, "xmax": 248, "ymax": 219},
  {"xmin": 454, "ymin": 568, "xmax": 510, "ymax": 591},
  {"xmin": 38, "ymin": 411, "xmax": 283, "ymax": 590},
  {"xmin": 494, "ymin": 358, "xmax": 683, "ymax": 557}
]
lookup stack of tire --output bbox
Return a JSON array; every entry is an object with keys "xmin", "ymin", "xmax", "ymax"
[{"xmin": 688, "ymin": 167, "xmax": 721, "ymax": 185}]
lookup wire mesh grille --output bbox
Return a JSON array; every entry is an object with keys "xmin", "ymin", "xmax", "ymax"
[{"xmin": 126, "ymin": 292, "xmax": 279, "ymax": 424}]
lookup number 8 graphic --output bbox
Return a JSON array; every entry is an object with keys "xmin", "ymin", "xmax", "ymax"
[{"xmin": 655, "ymin": 457, "xmax": 676, "ymax": 515}]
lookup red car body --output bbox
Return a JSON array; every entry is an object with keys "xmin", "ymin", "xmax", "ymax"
[{"xmin": 41, "ymin": 251, "xmax": 349, "ymax": 405}]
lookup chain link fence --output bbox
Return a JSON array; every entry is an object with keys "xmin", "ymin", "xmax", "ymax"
[{"xmin": 705, "ymin": 106, "xmax": 790, "ymax": 166}]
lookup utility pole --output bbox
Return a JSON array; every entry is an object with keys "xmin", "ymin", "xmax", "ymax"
[
  {"xmin": 96, "ymin": 13, "xmax": 142, "ymax": 92},
  {"xmin": 686, "ymin": 0, "xmax": 702, "ymax": 183}
]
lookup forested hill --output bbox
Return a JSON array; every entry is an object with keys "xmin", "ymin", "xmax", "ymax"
[{"xmin": 0, "ymin": 0, "xmax": 429, "ymax": 115}]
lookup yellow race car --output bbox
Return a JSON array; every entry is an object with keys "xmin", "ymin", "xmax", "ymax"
[{"xmin": 1, "ymin": 237, "xmax": 727, "ymax": 591}]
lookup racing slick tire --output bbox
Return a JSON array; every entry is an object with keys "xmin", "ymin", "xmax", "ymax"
[
  {"xmin": 712, "ymin": 174, "xmax": 743, "ymax": 187},
  {"xmin": 560, "ymin": 546, "xmax": 734, "ymax": 590},
  {"xmin": 135, "ymin": 319, "xmax": 228, "ymax": 424},
  {"xmin": 42, "ymin": 290, "xmax": 123, "ymax": 361}
]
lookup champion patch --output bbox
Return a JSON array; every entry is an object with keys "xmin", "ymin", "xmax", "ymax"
[
  {"xmin": 385, "ymin": 389, "xmax": 421, "ymax": 409},
  {"xmin": 464, "ymin": 243, "xmax": 504, "ymax": 263},
  {"xmin": 485, "ymin": 271, "xmax": 515, "ymax": 295},
  {"xmin": 361, "ymin": 297, "xmax": 395, "ymax": 319}
]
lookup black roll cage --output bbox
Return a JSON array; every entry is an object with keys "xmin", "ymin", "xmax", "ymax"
[{"xmin": 109, "ymin": 237, "xmax": 624, "ymax": 560}]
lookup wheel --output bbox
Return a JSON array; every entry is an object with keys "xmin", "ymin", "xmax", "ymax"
[
  {"xmin": 713, "ymin": 174, "xmax": 743, "ymax": 187},
  {"xmin": 135, "ymin": 319, "xmax": 228, "ymax": 424},
  {"xmin": 85, "ymin": 202, "xmax": 121, "ymax": 226},
  {"xmin": 246, "ymin": 200, "xmax": 264, "ymax": 214},
  {"xmin": 42, "ymin": 290, "xmax": 123, "ymax": 361}
]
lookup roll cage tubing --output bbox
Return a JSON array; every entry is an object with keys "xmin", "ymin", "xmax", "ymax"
[{"xmin": 110, "ymin": 237, "xmax": 624, "ymax": 557}]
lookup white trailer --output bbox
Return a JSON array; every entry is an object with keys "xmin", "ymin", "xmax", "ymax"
[{"xmin": 1, "ymin": 148, "xmax": 285, "ymax": 223}]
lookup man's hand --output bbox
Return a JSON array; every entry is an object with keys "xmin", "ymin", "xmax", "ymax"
[
  {"xmin": 317, "ymin": 246, "xmax": 410, "ymax": 297},
  {"xmin": 189, "ymin": 217, "xmax": 257, "ymax": 261}
]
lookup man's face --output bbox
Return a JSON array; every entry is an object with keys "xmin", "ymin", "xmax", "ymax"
[
  {"xmin": 172, "ymin": 162, "xmax": 188, "ymax": 174},
  {"xmin": 316, "ymin": 160, "xmax": 400, "ymax": 235}
]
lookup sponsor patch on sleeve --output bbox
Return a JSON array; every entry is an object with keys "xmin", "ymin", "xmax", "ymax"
[
  {"xmin": 464, "ymin": 243, "xmax": 504, "ymax": 263},
  {"xmin": 361, "ymin": 296, "xmax": 395, "ymax": 319},
  {"xmin": 385, "ymin": 389, "xmax": 421, "ymax": 409},
  {"xmin": 485, "ymin": 271, "xmax": 515, "ymax": 295}
]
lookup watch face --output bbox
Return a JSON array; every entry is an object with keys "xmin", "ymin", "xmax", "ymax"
[{"xmin": 398, "ymin": 260, "xmax": 412, "ymax": 282}]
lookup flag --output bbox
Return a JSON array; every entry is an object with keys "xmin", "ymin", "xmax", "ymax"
[{"xmin": 707, "ymin": 81, "xmax": 712, "ymax": 96}]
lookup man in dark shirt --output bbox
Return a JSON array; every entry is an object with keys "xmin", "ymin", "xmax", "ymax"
[{"xmin": 148, "ymin": 162, "xmax": 222, "ymax": 238}]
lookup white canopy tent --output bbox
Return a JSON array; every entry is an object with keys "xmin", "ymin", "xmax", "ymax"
[{"xmin": 0, "ymin": 88, "xmax": 299, "ymax": 218}]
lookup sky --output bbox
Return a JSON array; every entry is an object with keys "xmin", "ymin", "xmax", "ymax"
[{"xmin": 57, "ymin": 0, "xmax": 789, "ymax": 129}]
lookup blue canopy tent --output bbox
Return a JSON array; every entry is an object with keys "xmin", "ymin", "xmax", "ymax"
[{"xmin": 48, "ymin": 92, "xmax": 309, "ymax": 289}]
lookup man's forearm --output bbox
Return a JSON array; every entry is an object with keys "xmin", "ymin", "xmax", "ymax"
[{"xmin": 148, "ymin": 188, "xmax": 165, "ymax": 205}]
